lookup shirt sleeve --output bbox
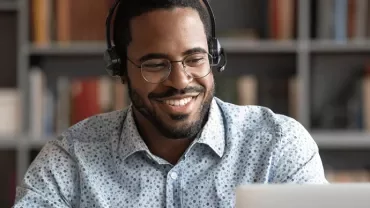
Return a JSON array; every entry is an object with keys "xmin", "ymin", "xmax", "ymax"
[
  {"xmin": 270, "ymin": 116, "xmax": 329, "ymax": 184},
  {"xmin": 13, "ymin": 137, "xmax": 80, "ymax": 208}
]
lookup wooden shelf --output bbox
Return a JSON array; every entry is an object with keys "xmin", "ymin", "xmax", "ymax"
[
  {"xmin": 27, "ymin": 42, "xmax": 106, "ymax": 55},
  {"xmin": 28, "ymin": 138, "xmax": 50, "ymax": 149},
  {"xmin": 0, "ymin": 2, "xmax": 18, "ymax": 11},
  {"xmin": 310, "ymin": 40, "xmax": 370, "ymax": 53},
  {"xmin": 313, "ymin": 131, "xmax": 370, "ymax": 149},
  {"xmin": 0, "ymin": 136, "xmax": 17, "ymax": 149},
  {"xmin": 26, "ymin": 39, "xmax": 301, "ymax": 55},
  {"xmin": 20, "ymin": 134, "xmax": 56, "ymax": 149},
  {"xmin": 219, "ymin": 38, "xmax": 298, "ymax": 53},
  {"xmin": 26, "ymin": 40, "xmax": 370, "ymax": 55},
  {"xmin": 0, "ymin": 135, "xmax": 54, "ymax": 150}
]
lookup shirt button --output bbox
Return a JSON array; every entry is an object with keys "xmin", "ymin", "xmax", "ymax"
[{"xmin": 170, "ymin": 172, "xmax": 178, "ymax": 180}]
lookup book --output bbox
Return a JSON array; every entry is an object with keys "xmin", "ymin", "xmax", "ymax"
[
  {"xmin": 334, "ymin": 0, "xmax": 348, "ymax": 42},
  {"xmin": 354, "ymin": 0, "xmax": 369, "ymax": 40},
  {"xmin": 236, "ymin": 75, "xmax": 258, "ymax": 106},
  {"xmin": 363, "ymin": 63, "xmax": 370, "ymax": 131},
  {"xmin": 317, "ymin": 0, "xmax": 335, "ymax": 40},
  {"xmin": 0, "ymin": 88, "xmax": 20, "ymax": 136}
]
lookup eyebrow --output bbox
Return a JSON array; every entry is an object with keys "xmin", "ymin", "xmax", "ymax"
[
  {"xmin": 182, "ymin": 47, "xmax": 208, "ymax": 56},
  {"xmin": 138, "ymin": 47, "xmax": 208, "ymax": 62}
]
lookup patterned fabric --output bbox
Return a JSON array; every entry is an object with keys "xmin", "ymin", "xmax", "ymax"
[{"xmin": 13, "ymin": 97, "xmax": 328, "ymax": 208}]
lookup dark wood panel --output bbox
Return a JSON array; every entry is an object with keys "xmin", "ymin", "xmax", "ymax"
[
  {"xmin": 0, "ymin": 150, "xmax": 16, "ymax": 207},
  {"xmin": 0, "ymin": 11, "xmax": 17, "ymax": 87}
]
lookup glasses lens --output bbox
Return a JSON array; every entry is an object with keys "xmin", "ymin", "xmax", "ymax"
[
  {"xmin": 184, "ymin": 53, "xmax": 212, "ymax": 78},
  {"xmin": 141, "ymin": 59, "xmax": 171, "ymax": 83}
]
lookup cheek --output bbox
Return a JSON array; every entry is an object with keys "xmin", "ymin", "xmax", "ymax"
[
  {"xmin": 127, "ymin": 68, "xmax": 156, "ymax": 103},
  {"xmin": 201, "ymin": 74, "xmax": 215, "ymax": 93}
]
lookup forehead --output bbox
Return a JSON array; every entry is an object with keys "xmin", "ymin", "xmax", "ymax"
[{"xmin": 127, "ymin": 7, "xmax": 208, "ymax": 58}]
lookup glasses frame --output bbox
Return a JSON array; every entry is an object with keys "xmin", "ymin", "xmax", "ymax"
[{"xmin": 127, "ymin": 52, "xmax": 216, "ymax": 84}]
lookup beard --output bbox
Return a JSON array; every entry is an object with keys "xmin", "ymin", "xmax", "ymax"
[{"xmin": 125, "ymin": 77, "xmax": 215, "ymax": 140}]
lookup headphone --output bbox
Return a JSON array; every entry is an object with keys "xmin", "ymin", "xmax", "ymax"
[{"xmin": 104, "ymin": 0, "xmax": 227, "ymax": 77}]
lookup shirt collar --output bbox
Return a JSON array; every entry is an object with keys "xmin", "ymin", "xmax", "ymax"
[
  {"xmin": 118, "ymin": 98, "xmax": 226, "ymax": 161},
  {"xmin": 119, "ymin": 106, "xmax": 149, "ymax": 161},
  {"xmin": 195, "ymin": 98, "xmax": 225, "ymax": 158}
]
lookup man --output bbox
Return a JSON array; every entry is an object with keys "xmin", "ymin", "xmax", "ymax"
[{"xmin": 14, "ymin": 0, "xmax": 327, "ymax": 207}]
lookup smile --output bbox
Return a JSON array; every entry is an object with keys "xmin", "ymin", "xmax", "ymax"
[
  {"xmin": 154, "ymin": 94, "xmax": 200, "ymax": 115},
  {"xmin": 162, "ymin": 97, "xmax": 193, "ymax": 106}
]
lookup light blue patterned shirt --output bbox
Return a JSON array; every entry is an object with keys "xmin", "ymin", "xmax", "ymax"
[{"xmin": 14, "ymin": 97, "xmax": 327, "ymax": 208}]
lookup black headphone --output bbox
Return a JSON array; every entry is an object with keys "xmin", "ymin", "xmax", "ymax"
[{"xmin": 104, "ymin": 0, "xmax": 227, "ymax": 77}]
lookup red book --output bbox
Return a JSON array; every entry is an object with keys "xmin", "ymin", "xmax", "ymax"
[
  {"xmin": 347, "ymin": 0, "xmax": 356, "ymax": 39},
  {"xmin": 70, "ymin": 78, "xmax": 101, "ymax": 125},
  {"xmin": 269, "ymin": 0, "xmax": 279, "ymax": 39}
]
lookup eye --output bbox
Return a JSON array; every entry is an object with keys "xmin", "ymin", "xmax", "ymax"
[
  {"xmin": 142, "ymin": 60, "xmax": 169, "ymax": 71},
  {"xmin": 189, "ymin": 58, "xmax": 204, "ymax": 63},
  {"xmin": 144, "ymin": 63, "xmax": 166, "ymax": 68},
  {"xmin": 185, "ymin": 54, "xmax": 207, "ymax": 66}
]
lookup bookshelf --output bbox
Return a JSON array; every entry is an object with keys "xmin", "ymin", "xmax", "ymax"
[
  {"xmin": 312, "ymin": 131, "xmax": 370, "ymax": 149},
  {"xmin": 0, "ymin": 0, "xmax": 369, "ymax": 206},
  {"xmin": 0, "ymin": 138, "xmax": 18, "ymax": 149},
  {"xmin": 0, "ymin": 1, "xmax": 18, "ymax": 11},
  {"xmin": 27, "ymin": 42, "xmax": 108, "ymax": 55},
  {"xmin": 310, "ymin": 40, "xmax": 370, "ymax": 52},
  {"xmin": 27, "ymin": 40, "xmax": 300, "ymax": 54}
]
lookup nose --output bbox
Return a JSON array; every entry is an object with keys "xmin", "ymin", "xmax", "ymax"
[{"xmin": 162, "ymin": 62, "xmax": 193, "ymax": 89}]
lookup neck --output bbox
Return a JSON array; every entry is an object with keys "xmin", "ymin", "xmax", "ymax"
[{"xmin": 132, "ymin": 108, "xmax": 194, "ymax": 165}]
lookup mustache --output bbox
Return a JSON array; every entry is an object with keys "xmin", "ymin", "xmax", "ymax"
[{"xmin": 148, "ymin": 86, "xmax": 205, "ymax": 99}]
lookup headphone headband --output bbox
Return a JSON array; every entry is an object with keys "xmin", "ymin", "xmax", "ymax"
[
  {"xmin": 202, "ymin": 0, "xmax": 216, "ymax": 38},
  {"xmin": 105, "ymin": 0, "xmax": 120, "ymax": 49},
  {"xmin": 104, "ymin": 0, "xmax": 227, "ymax": 77}
]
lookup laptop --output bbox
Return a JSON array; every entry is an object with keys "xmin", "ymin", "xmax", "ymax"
[{"xmin": 235, "ymin": 183, "xmax": 370, "ymax": 208}]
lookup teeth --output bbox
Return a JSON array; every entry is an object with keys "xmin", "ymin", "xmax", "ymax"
[{"xmin": 163, "ymin": 97, "xmax": 193, "ymax": 106}]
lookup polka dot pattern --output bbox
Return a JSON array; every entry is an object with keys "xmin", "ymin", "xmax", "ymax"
[{"xmin": 13, "ymin": 97, "xmax": 328, "ymax": 208}]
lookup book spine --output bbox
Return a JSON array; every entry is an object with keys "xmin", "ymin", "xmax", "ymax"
[{"xmin": 334, "ymin": 0, "xmax": 348, "ymax": 42}]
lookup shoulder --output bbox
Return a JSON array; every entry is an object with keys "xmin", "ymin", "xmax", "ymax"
[
  {"xmin": 45, "ymin": 108, "xmax": 129, "ymax": 155},
  {"xmin": 63, "ymin": 109, "xmax": 127, "ymax": 141},
  {"xmin": 215, "ymin": 97, "xmax": 291, "ymax": 131},
  {"xmin": 214, "ymin": 97, "xmax": 316, "ymax": 149}
]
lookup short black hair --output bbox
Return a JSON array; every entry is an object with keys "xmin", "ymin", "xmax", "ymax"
[{"xmin": 112, "ymin": 0, "xmax": 212, "ymax": 73}]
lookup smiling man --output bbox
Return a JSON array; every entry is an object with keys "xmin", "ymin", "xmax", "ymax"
[
  {"xmin": 122, "ymin": 5, "xmax": 217, "ymax": 164},
  {"xmin": 14, "ymin": 0, "xmax": 327, "ymax": 207}
]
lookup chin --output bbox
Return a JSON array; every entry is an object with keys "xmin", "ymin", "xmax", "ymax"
[
  {"xmin": 168, "ymin": 111, "xmax": 192, "ymax": 120},
  {"xmin": 157, "ymin": 111, "xmax": 204, "ymax": 139},
  {"xmin": 131, "ymin": 84, "xmax": 214, "ymax": 139}
]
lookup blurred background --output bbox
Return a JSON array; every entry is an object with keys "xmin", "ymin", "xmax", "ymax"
[{"xmin": 0, "ymin": 0, "xmax": 369, "ymax": 206}]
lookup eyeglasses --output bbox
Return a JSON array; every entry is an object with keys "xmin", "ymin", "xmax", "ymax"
[{"xmin": 127, "ymin": 52, "xmax": 215, "ymax": 84}]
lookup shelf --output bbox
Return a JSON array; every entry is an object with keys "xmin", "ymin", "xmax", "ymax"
[
  {"xmin": 0, "ymin": 135, "xmax": 54, "ymax": 149},
  {"xmin": 0, "ymin": 137, "xmax": 17, "ymax": 149},
  {"xmin": 0, "ymin": 1, "xmax": 18, "ymax": 11},
  {"xmin": 310, "ymin": 40, "xmax": 370, "ymax": 53},
  {"xmin": 21, "ymin": 135, "xmax": 56, "ymax": 149},
  {"xmin": 219, "ymin": 38, "xmax": 298, "ymax": 53},
  {"xmin": 27, "ymin": 40, "xmax": 370, "ymax": 55},
  {"xmin": 312, "ymin": 131, "xmax": 370, "ymax": 149},
  {"xmin": 27, "ymin": 42, "xmax": 106, "ymax": 55},
  {"xmin": 27, "ymin": 39, "xmax": 300, "ymax": 55},
  {"xmin": 28, "ymin": 138, "xmax": 50, "ymax": 149}
]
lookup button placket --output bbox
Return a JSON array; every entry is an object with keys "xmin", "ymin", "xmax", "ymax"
[
  {"xmin": 170, "ymin": 172, "xmax": 178, "ymax": 180},
  {"xmin": 166, "ymin": 166, "xmax": 182, "ymax": 208}
]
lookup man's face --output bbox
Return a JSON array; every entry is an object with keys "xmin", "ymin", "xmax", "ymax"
[{"xmin": 125, "ymin": 7, "xmax": 215, "ymax": 139}]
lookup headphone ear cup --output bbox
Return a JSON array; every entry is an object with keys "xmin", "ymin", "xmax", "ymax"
[
  {"xmin": 208, "ymin": 37, "xmax": 227, "ymax": 73},
  {"xmin": 208, "ymin": 38, "xmax": 222, "ymax": 66},
  {"xmin": 104, "ymin": 46, "xmax": 122, "ymax": 76},
  {"xmin": 218, "ymin": 48, "xmax": 227, "ymax": 72}
]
